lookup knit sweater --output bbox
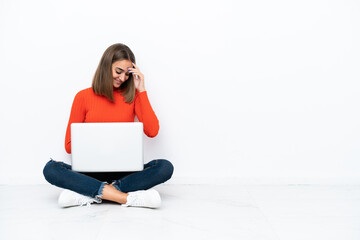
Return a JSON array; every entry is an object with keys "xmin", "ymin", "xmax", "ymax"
[{"xmin": 65, "ymin": 87, "xmax": 159, "ymax": 154}]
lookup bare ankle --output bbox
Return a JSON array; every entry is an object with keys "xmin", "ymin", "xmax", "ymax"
[{"xmin": 101, "ymin": 184, "xmax": 128, "ymax": 204}]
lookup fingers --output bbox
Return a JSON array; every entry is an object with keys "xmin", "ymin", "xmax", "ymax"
[
  {"xmin": 128, "ymin": 62, "xmax": 139, "ymax": 72},
  {"xmin": 127, "ymin": 63, "xmax": 144, "ymax": 83},
  {"xmin": 127, "ymin": 67, "xmax": 143, "ymax": 80},
  {"xmin": 127, "ymin": 68, "xmax": 139, "ymax": 74},
  {"xmin": 129, "ymin": 62, "xmax": 140, "ymax": 72},
  {"xmin": 130, "ymin": 63, "xmax": 145, "ymax": 91},
  {"xmin": 129, "ymin": 70, "xmax": 142, "ymax": 78}
]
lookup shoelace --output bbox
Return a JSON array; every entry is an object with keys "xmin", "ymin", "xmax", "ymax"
[
  {"xmin": 127, "ymin": 194, "xmax": 144, "ymax": 207},
  {"xmin": 77, "ymin": 197, "xmax": 94, "ymax": 207}
]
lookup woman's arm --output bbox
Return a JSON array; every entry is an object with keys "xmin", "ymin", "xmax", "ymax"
[
  {"xmin": 64, "ymin": 91, "xmax": 86, "ymax": 153},
  {"xmin": 134, "ymin": 91, "xmax": 160, "ymax": 138},
  {"xmin": 130, "ymin": 63, "xmax": 159, "ymax": 137}
]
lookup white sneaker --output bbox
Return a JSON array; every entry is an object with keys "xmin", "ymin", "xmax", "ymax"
[
  {"xmin": 58, "ymin": 189, "xmax": 100, "ymax": 208},
  {"xmin": 123, "ymin": 189, "xmax": 161, "ymax": 208}
]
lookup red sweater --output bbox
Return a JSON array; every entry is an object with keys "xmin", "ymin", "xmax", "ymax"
[{"xmin": 65, "ymin": 88, "xmax": 159, "ymax": 154}]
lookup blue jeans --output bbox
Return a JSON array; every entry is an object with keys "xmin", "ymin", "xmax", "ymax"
[{"xmin": 43, "ymin": 159, "xmax": 174, "ymax": 202}]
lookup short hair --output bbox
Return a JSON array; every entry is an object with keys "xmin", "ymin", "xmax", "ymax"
[{"xmin": 92, "ymin": 43, "xmax": 136, "ymax": 103}]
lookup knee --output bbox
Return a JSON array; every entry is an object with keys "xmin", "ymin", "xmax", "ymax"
[
  {"xmin": 43, "ymin": 160, "xmax": 61, "ymax": 185},
  {"xmin": 156, "ymin": 159, "xmax": 174, "ymax": 182}
]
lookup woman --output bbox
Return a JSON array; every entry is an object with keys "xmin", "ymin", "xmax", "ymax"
[{"xmin": 43, "ymin": 43, "xmax": 174, "ymax": 208}]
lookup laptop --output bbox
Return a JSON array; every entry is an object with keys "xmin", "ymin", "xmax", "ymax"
[{"xmin": 71, "ymin": 122, "xmax": 144, "ymax": 172}]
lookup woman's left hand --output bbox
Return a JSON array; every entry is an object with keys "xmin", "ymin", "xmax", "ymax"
[{"xmin": 129, "ymin": 63, "xmax": 146, "ymax": 92}]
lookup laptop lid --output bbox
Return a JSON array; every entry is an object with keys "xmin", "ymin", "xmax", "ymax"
[{"xmin": 71, "ymin": 122, "xmax": 144, "ymax": 172}]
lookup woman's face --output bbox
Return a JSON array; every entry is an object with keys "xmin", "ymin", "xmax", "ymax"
[{"xmin": 112, "ymin": 59, "xmax": 133, "ymax": 88}]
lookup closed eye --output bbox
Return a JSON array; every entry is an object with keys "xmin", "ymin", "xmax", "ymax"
[
  {"xmin": 116, "ymin": 67, "xmax": 130, "ymax": 76},
  {"xmin": 116, "ymin": 71, "xmax": 130, "ymax": 77}
]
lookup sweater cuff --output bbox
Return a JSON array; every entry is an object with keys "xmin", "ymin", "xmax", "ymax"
[{"xmin": 137, "ymin": 90, "xmax": 148, "ymax": 99}]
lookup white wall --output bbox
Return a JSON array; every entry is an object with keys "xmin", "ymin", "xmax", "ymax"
[{"xmin": 1, "ymin": 0, "xmax": 359, "ymax": 184}]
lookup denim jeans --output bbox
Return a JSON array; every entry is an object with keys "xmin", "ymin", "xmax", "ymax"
[{"xmin": 43, "ymin": 159, "xmax": 174, "ymax": 202}]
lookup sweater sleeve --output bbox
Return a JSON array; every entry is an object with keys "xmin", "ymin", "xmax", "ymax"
[
  {"xmin": 134, "ymin": 91, "xmax": 160, "ymax": 138},
  {"xmin": 65, "ymin": 91, "xmax": 87, "ymax": 154}
]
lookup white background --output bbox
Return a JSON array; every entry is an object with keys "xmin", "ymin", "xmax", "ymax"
[{"xmin": 0, "ymin": 0, "xmax": 359, "ymax": 184}]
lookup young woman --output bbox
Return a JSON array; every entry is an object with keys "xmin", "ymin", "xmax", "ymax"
[{"xmin": 43, "ymin": 43, "xmax": 174, "ymax": 208}]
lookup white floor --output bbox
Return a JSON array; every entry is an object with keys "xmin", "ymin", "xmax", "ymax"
[{"xmin": 1, "ymin": 184, "xmax": 359, "ymax": 240}]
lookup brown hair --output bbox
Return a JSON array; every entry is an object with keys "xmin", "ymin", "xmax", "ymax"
[{"xmin": 92, "ymin": 43, "xmax": 136, "ymax": 103}]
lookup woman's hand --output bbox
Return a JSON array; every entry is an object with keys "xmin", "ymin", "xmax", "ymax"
[{"xmin": 129, "ymin": 63, "xmax": 146, "ymax": 92}]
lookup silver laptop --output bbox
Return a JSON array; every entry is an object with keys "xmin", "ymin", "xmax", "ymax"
[{"xmin": 71, "ymin": 122, "xmax": 144, "ymax": 172}]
